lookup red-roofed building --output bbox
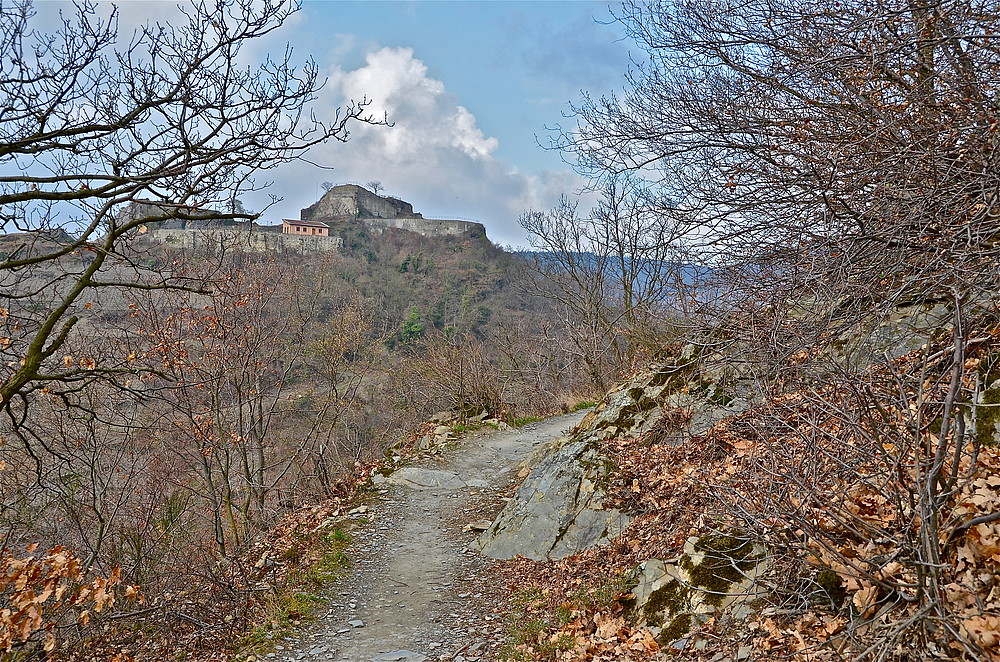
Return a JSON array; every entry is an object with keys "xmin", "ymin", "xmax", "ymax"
[{"xmin": 282, "ymin": 219, "xmax": 330, "ymax": 236}]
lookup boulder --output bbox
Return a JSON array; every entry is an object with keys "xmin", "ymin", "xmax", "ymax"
[{"xmin": 627, "ymin": 534, "xmax": 767, "ymax": 646}]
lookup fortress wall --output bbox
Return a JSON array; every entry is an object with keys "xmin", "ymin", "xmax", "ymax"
[
  {"xmin": 149, "ymin": 228, "xmax": 343, "ymax": 252},
  {"xmin": 146, "ymin": 216, "xmax": 486, "ymax": 252},
  {"xmin": 360, "ymin": 217, "xmax": 486, "ymax": 238}
]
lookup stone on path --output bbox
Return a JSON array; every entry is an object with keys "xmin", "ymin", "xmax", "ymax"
[
  {"xmin": 465, "ymin": 519, "xmax": 492, "ymax": 532},
  {"xmin": 372, "ymin": 652, "xmax": 428, "ymax": 662},
  {"xmin": 384, "ymin": 467, "xmax": 467, "ymax": 491}
]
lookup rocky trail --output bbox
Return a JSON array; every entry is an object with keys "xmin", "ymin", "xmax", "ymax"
[{"xmin": 265, "ymin": 410, "xmax": 589, "ymax": 662}]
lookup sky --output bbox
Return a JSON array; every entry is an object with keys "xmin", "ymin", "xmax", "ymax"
[
  {"xmin": 31, "ymin": 0, "xmax": 634, "ymax": 247},
  {"xmin": 258, "ymin": 1, "xmax": 634, "ymax": 247}
]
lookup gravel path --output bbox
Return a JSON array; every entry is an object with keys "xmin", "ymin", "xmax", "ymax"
[{"xmin": 265, "ymin": 411, "xmax": 588, "ymax": 662}]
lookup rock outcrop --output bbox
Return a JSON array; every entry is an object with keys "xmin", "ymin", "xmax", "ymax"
[
  {"xmin": 627, "ymin": 535, "xmax": 766, "ymax": 647},
  {"xmin": 302, "ymin": 184, "xmax": 420, "ymax": 221},
  {"xmin": 301, "ymin": 184, "xmax": 487, "ymax": 239},
  {"xmin": 476, "ymin": 357, "xmax": 751, "ymax": 561},
  {"xmin": 476, "ymin": 436, "xmax": 630, "ymax": 561}
]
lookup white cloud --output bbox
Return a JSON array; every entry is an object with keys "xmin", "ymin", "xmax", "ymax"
[
  {"xmin": 251, "ymin": 45, "xmax": 583, "ymax": 247},
  {"xmin": 327, "ymin": 47, "xmax": 499, "ymax": 164}
]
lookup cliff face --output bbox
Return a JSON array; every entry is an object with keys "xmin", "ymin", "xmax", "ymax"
[{"xmin": 301, "ymin": 184, "xmax": 419, "ymax": 221}]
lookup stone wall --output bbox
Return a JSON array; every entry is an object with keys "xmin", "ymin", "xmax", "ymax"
[
  {"xmin": 148, "ymin": 227, "xmax": 343, "ymax": 253},
  {"xmin": 359, "ymin": 217, "xmax": 486, "ymax": 238}
]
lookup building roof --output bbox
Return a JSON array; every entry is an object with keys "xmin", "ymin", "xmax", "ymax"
[{"xmin": 282, "ymin": 219, "xmax": 329, "ymax": 228}]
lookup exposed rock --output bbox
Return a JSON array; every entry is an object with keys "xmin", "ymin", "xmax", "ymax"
[
  {"xmin": 627, "ymin": 534, "xmax": 767, "ymax": 645},
  {"xmin": 476, "ymin": 438, "xmax": 630, "ymax": 560},
  {"xmin": 384, "ymin": 468, "xmax": 467, "ymax": 491},
  {"xmin": 302, "ymin": 184, "xmax": 420, "ymax": 221},
  {"xmin": 477, "ymin": 362, "xmax": 749, "ymax": 561},
  {"xmin": 829, "ymin": 301, "xmax": 952, "ymax": 371},
  {"xmin": 577, "ymin": 360, "xmax": 752, "ymax": 446},
  {"xmin": 465, "ymin": 519, "xmax": 492, "ymax": 532},
  {"xmin": 373, "ymin": 652, "xmax": 428, "ymax": 662},
  {"xmin": 430, "ymin": 411, "xmax": 454, "ymax": 424}
]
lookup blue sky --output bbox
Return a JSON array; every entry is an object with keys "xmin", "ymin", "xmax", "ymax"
[
  {"xmin": 266, "ymin": 0, "xmax": 633, "ymax": 246},
  {"xmin": 33, "ymin": 1, "xmax": 634, "ymax": 246},
  {"xmin": 300, "ymin": 1, "xmax": 628, "ymax": 170}
]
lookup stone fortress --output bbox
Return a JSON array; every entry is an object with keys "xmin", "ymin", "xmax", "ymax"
[
  {"xmin": 300, "ymin": 184, "xmax": 485, "ymax": 239},
  {"xmin": 142, "ymin": 184, "xmax": 487, "ymax": 252}
]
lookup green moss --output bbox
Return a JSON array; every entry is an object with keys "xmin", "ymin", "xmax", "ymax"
[
  {"xmin": 814, "ymin": 568, "xmax": 847, "ymax": 609},
  {"xmin": 647, "ymin": 358, "xmax": 700, "ymax": 390},
  {"xmin": 692, "ymin": 380, "xmax": 734, "ymax": 407},
  {"xmin": 659, "ymin": 613, "xmax": 693, "ymax": 644},
  {"xmin": 576, "ymin": 449, "xmax": 619, "ymax": 482},
  {"xmin": 680, "ymin": 534, "xmax": 760, "ymax": 607},
  {"xmin": 642, "ymin": 579, "xmax": 689, "ymax": 627}
]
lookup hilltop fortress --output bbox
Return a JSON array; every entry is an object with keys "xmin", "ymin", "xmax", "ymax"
[
  {"xmin": 301, "ymin": 184, "xmax": 485, "ymax": 239},
  {"xmin": 141, "ymin": 184, "xmax": 487, "ymax": 252}
]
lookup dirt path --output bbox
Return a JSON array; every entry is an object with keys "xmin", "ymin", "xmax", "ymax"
[{"xmin": 264, "ymin": 411, "xmax": 587, "ymax": 662}]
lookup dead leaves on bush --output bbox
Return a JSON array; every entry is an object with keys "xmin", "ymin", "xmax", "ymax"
[{"xmin": 0, "ymin": 544, "xmax": 128, "ymax": 654}]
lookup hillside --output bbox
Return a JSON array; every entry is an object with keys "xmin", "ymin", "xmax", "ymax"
[
  {"xmin": 12, "ymin": 180, "xmax": 999, "ymax": 662},
  {"xmin": 0, "ymin": 182, "xmax": 617, "ymax": 660},
  {"xmin": 477, "ymin": 301, "xmax": 1000, "ymax": 661}
]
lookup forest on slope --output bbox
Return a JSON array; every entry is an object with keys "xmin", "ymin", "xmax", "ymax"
[
  {"xmin": 0, "ymin": 1, "xmax": 657, "ymax": 655},
  {"xmin": 1, "ymin": 198, "xmax": 665, "ymax": 657}
]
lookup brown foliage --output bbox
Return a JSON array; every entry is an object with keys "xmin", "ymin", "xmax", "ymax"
[{"xmin": 0, "ymin": 544, "xmax": 126, "ymax": 655}]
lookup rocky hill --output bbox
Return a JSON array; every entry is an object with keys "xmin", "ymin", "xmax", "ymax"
[{"xmin": 136, "ymin": 186, "xmax": 489, "ymax": 252}]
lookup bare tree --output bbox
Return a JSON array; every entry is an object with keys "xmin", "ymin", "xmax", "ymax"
[
  {"xmin": 0, "ymin": 1, "xmax": 380, "ymax": 651},
  {"xmin": 366, "ymin": 180, "xmax": 385, "ymax": 197},
  {"xmin": 0, "ymin": 0, "xmax": 380, "ymax": 431},
  {"xmin": 520, "ymin": 176, "xmax": 690, "ymax": 391},
  {"xmin": 708, "ymin": 313, "xmax": 998, "ymax": 659},
  {"xmin": 561, "ymin": 0, "xmax": 1000, "ymax": 359},
  {"xmin": 551, "ymin": 1, "xmax": 1000, "ymax": 656}
]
